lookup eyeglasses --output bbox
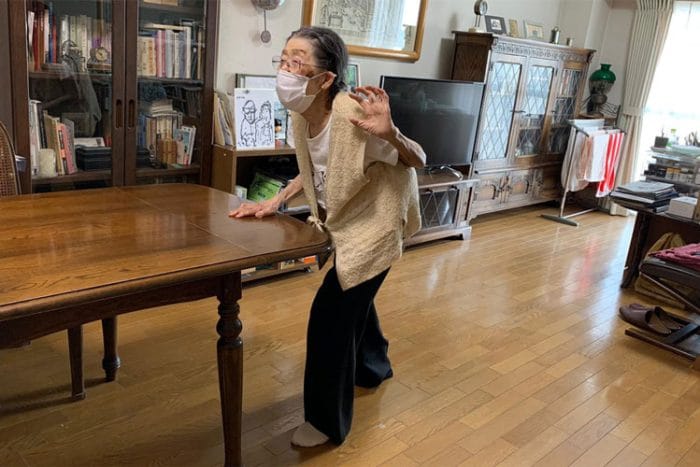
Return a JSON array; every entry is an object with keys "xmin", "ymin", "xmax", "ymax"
[{"xmin": 272, "ymin": 56, "xmax": 323, "ymax": 73}]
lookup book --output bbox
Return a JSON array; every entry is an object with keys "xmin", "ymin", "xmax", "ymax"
[
  {"xmin": 74, "ymin": 137, "xmax": 106, "ymax": 147},
  {"xmin": 616, "ymin": 180, "xmax": 676, "ymax": 198},
  {"xmin": 610, "ymin": 190, "xmax": 677, "ymax": 206},
  {"xmin": 60, "ymin": 118, "xmax": 78, "ymax": 174},
  {"xmin": 247, "ymin": 172, "xmax": 284, "ymax": 202},
  {"xmin": 174, "ymin": 125, "xmax": 196, "ymax": 165}
]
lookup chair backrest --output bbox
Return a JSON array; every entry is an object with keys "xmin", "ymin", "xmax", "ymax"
[{"xmin": 0, "ymin": 120, "xmax": 20, "ymax": 197}]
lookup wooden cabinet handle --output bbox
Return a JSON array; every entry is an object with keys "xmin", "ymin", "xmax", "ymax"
[
  {"xmin": 128, "ymin": 100, "xmax": 135, "ymax": 129},
  {"xmin": 115, "ymin": 99, "xmax": 123, "ymax": 129}
]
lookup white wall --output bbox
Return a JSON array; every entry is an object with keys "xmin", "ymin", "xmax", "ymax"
[
  {"xmin": 595, "ymin": 6, "xmax": 634, "ymax": 106},
  {"xmin": 217, "ymin": 0, "xmax": 574, "ymax": 91},
  {"xmin": 585, "ymin": 0, "xmax": 612, "ymax": 50},
  {"xmin": 558, "ymin": 0, "xmax": 596, "ymax": 47}
]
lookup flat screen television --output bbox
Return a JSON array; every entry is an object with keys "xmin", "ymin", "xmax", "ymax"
[{"xmin": 379, "ymin": 76, "xmax": 484, "ymax": 167}]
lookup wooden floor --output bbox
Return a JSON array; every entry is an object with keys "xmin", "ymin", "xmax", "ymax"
[{"xmin": 2, "ymin": 205, "xmax": 699, "ymax": 466}]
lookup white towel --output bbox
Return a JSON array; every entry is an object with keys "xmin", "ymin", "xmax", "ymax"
[{"xmin": 584, "ymin": 133, "xmax": 609, "ymax": 182}]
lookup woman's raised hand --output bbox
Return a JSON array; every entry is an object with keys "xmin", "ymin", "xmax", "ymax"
[{"xmin": 348, "ymin": 86, "xmax": 396, "ymax": 141}]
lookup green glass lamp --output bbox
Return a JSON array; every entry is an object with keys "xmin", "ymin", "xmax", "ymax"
[{"xmin": 588, "ymin": 64, "xmax": 616, "ymax": 113}]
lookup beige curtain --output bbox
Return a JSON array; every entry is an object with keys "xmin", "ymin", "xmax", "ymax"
[{"xmin": 610, "ymin": 0, "xmax": 675, "ymax": 216}]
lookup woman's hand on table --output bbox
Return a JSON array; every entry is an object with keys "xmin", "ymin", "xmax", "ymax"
[{"xmin": 228, "ymin": 196, "xmax": 281, "ymax": 218}]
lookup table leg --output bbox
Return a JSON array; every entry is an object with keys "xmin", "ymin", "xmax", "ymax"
[
  {"xmin": 101, "ymin": 316, "xmax": 121, "ymax": 381},
  {"xmin": 621, "ymin": 212, "xmax": 651, "ymax": 288},
  {"xmin": 68, "ymin": 326, "xmax": 85, "ymax": 400},
  {"xmin": 216, "ymin": 273, "xmax": 243, "ymax": 467}
]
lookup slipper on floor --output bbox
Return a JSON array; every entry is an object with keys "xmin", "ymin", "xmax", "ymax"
[
  {"xmin": 619, "ymin": 305, "xmax": 676, "ymax": 335},
  {"xmin": 624, "ymin": 303, "xmax": 684, "ymax": 331}
]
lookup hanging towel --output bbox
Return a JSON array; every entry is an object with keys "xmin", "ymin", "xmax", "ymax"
[
  {"xmin": 596, "ymin": 131, "xmax": 624, "ymax": 197},
  {"xmin": 561, "ymin": 129, "xmax": 589, "ymax": 192},
  {"xmin": 584, "ymin": 133, "xmax": 609, "ymax": 182}
]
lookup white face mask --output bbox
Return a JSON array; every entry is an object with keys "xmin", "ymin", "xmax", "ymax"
[{"xmin": 276, "ymin": 70, "xmax": 324, "ymax": 113}]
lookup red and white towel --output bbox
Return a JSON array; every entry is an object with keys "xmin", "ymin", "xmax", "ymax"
[{"xmin": 596, "ymin": 131, "xmax": 624, "ymax": 197}]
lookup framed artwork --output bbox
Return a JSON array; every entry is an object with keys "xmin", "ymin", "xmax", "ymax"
[
  {"xmin": 235, "ymin": 73, "xmax": 275, "ymax": 89},
  {"xmin": 345, "ymin": 63, "xmax": 360, "ymax": 90},
  {"xmin": 484, "ymin": 15, "xmax": 507, "ymax": 35},
  {"xmin": 235, "ymin": 73, "xmax": 288, "ymax": 143},
  {"xmin": 233, "ymin": 88, "xmax": 276, "ymax": 150},
  {"xmin": 508, "ymin": 19, "xmax": 520, "ymax": 38},
  {"xmin": 302, "ymin": 0, "xmax": 428, "ymax": 61},
  {"xmin": 523, "ymin": 20, "xmax": 545, "ymax": 41}
]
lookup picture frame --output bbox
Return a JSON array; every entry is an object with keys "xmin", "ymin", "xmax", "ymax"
[
  {"xmin": 523, "ymin": 20, "xmax": 546, "ymax": 41},
  {"xmin": 302, "ymin": 0, "xmax": 428, "ymax": 62},
  {"xmin": 484, "ymin": 15, "xmax": 507, "ymax": 35},
  {"xmin": 345, "ymin": 62, "xmax": 360, "ymax": 90},
  {"xmin": 508, "ymin": 19, "xmax": 520, "ymax": 38}
]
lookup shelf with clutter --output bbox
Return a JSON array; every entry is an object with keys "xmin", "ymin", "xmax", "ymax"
[{"xmin": 644, "ymin": 146, "xmax": 700, "ymax": 196}]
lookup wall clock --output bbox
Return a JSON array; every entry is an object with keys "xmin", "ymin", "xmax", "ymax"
[{"xmin": 251, "ymin": 0, "xmax": 287, "ymax": 43}]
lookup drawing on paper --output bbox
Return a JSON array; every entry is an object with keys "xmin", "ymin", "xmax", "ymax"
[{"xmin": 234, "ymin": 88, "xmax": 276, "ymax": 149}]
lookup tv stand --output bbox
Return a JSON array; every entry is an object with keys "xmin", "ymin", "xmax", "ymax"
[
  {"xmin": 427, "ymin": 165, "xmax": 464, "ymax": 180},
  {"xmin": 405, "ymin": 166, "xmax": 478, "ymax": 247}
]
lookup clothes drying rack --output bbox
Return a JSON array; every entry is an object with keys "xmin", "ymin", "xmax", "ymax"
[{"xmin": 541, "ymin": 119, "xmax": 621, "ymax": 227}]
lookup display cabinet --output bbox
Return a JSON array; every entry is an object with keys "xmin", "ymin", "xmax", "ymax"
[
  {"xmin": 451, "ymin": 32, "xmax": 594, "ymax": 218},
  {"xmin": 6, "ymin": 0, "xmax": 218, "ymax": 193}
]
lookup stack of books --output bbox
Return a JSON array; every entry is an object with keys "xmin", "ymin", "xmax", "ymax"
[{"xmin": 610, "ymin": 180, "xmax": 679, "ymax": 212}]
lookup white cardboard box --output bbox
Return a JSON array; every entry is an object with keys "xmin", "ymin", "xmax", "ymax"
[{"xmin": 668, "ymin": 196, "xmax": 698, "ymax": 219}]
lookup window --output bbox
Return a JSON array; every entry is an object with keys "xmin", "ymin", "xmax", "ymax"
[{"xmin": 638, "ymin": 1, "xmax": 700, "ymax": 178}]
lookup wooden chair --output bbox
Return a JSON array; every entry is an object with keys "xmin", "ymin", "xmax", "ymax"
[{"xmin": 0, "ymin": 120, "xmax": 86, "ymax": 400}]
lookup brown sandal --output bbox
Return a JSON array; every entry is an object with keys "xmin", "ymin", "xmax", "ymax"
[
  {"xmin": 619, "ymin": 305, "xmax": 675, "ymax": 335},
  {"xmin": 624, "ymin": 304, "xmax": 684, "ymax": 331}
]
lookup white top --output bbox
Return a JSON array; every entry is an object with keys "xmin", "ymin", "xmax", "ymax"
[{"xmin": 306, "ymin": 116, "xmax": 399, "ymax": 207}]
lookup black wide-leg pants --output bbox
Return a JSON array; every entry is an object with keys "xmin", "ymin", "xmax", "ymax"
[{"xmin": 303, "ymin": 266, "xmax": 393, "ymax": 445}]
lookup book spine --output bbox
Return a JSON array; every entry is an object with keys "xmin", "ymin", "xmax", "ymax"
[
  {"xmin": 56, "ymin": 123, "xmax": 67, "ymax": 174},
  {"xmin": 60, "ymin": 123, "xmax": 77, "ymax": 174}
]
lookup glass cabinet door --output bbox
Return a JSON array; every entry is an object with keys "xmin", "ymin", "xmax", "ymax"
[
  {"xmin": 476, "ymin": 56, "xmax": 525, "ymax": 162},
  {"xmin": 513, "ymin": 59, "xmax": 556, "ymax": 158},
  {"xmin": 25, "ymin": 0, "xmax": 121, "ymax": 191},
  {"xmin": 547, "ymin": 64, "xmax": 585, "ymax": 154},
  {"xmin": 126, "ymin": 0, "xmax": 206, "ymax": 185}
]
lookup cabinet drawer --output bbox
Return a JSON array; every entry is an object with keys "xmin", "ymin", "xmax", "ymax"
[
  {"xmin": 472, "ymin": 171, "xmax": 506, "ymax": 214},
  {"xmin": 504, "ymin": 169, "xmax": 533, "ymax": 204},
  {"xmin": 532, "ymin": 165, "xmax": 561, "ymax": 201}
]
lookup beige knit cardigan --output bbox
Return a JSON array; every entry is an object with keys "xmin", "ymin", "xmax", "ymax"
[{"xmin": 290, "ymin": 92, "xmax": 421, "ymax": 290}]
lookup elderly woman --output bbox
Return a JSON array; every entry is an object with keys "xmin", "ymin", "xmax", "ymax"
[{"xmin": 230, "ymin": 26, "xmax": 425, "ymax": 447}]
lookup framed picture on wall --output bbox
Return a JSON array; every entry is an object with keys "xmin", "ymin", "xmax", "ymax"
[
  {"xmin": 508, "ymin": 19, "xmax": 521, "ymax": 38},
  {"xmin": 235, "ymin": 73, "xmax": 275, "ymax": 89},
  {"xmin": 345, "ymin": 63, "xmax": 360, "ymax": 90},
  {"xmin": 523, "ymin": 20, "xmax": 546, "ymax": 41},
  {"xmin": 485, "ymin": 15, "xmax": 507, "ymax": 35},
  {"xmin": 302, "ymin": 0, "xmax": 428, "ymax": 61}
]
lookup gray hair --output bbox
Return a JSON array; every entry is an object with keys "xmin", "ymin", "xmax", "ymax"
[{"xmin": 288, "ymin": 26, "xmax": 348, "ymax": 105}]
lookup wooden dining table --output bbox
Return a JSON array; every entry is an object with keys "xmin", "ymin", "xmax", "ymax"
[{"xmin": 0, "ymin": 183, "xmax": 330, "ymax": 466}]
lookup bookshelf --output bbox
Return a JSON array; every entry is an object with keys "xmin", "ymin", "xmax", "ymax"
[
  {"xmin": 211, "ymin": 143, "xmax": 297, "ymax": 194},
  {"xmin": 7, "ymin": 0, "xmax": 219, "ymax": 193}
]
